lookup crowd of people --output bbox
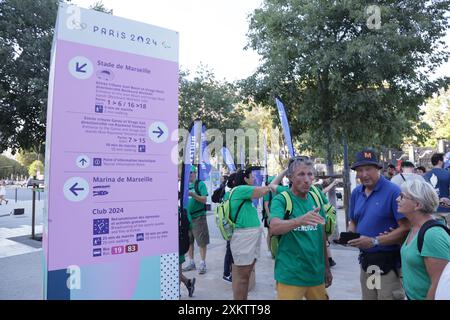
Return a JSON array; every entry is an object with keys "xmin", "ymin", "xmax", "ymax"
[{"xmin": 179, "ymin": 150, "xmax": 450, "ymax": 300}]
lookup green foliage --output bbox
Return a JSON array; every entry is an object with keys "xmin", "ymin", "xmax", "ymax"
[
  {"xmin": 179, "ymin": 65, "xmax": 243, "ymax": 132},
  {"xmin": 244, "ymin": 0, "xmax": 450, "ymax": 161},
  {"xmin": 89, "ymin": 1, "xmax": 113, "ymax": 14},
  {"xmin": 28, "ymin": 160, "xmax": 44, "ymax": 177},
  {"xmin": 0, "ymin": 0, "xmax": 59, "ymax": 154},
  {"xmin": 420, "ymin": 86, "xmax": 450, "ymax": 146},
  {"xmin": 16, "ymin": 149, "xmax": 44, "ymax": 167},
  {"xmin": 0, "ymin": 155, "xmax": 27, "ymax": 178},
  {"xmin": 0, "ymin": 0, "xmax": 112, "ymax": 154}
]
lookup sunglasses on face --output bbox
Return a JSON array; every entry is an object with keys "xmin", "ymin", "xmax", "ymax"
[{"xmin": 399, "ymin": 192, "xmax": 414, "ymax": 201}]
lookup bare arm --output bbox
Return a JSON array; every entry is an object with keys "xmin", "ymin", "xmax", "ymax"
[
  {"xmin": 349, "ymin": 218, "xmax": 410, "ymax": 249},
  {"xmin": 377, "ymin": 218, "xmax": 410, "ymax": 246},
  {"xmin": 424, "ymin": 258, "xmax": 449, "ymax": 300},
  {"xmin": 269, "ymin": 169, "xmax": 288, "ymax": 194},
  {"xmin": 252, "ymin": 185, "xmax": 270, "ymax": 199},
  {"xmin": 322, "ymin": 180, "xmax": 338, "ymax": 195}
]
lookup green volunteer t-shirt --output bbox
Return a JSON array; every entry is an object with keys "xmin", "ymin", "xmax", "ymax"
[
  {"xmin": 401, "ymin": 227, "xmax": 450, "ymax": 300},
  {"xmin": 269, "ymin": 189, "xmax": 327, "ymax": 287},
  {"xmin": 188, "ymin": 180, "xmax": 208, "ymax": 219},
  {"xmin": 229, "ymin": 185, "xmax": 260, "ymax": 229},
  {"xmin": 223, "ymin": 191, "xmax": 230, "ymax": 201}
]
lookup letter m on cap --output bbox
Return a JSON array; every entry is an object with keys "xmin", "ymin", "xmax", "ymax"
[{"xmin": 364, "ymin": 152, "xmax": 372, "ymax": 159}]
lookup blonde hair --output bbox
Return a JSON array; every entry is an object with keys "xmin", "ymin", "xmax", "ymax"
[{"xmin": 401, "ymin": 179, "xmax": 439, "ymax": 214}]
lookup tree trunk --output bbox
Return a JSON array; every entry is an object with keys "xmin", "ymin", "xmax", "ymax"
[
  {"xmin": 343, "ymin": 137, "xmax": 351, "ymax": 230},
  {"xmin": 325, "ymin": 129, "xmax": 336, "ymax": 208}
]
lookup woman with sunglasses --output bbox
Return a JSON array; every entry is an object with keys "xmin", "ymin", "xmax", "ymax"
[{"xmin": 397, "ymin": 179, "xmax": 450, "ymax": 300}]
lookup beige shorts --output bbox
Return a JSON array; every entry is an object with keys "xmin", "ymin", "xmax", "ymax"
[
  {"xmin": 230, "ymin": 227, "xmax": 262, "ymax": 266},
  {"xmin": 360, "ymin": 267, "xmax": 405, "ymax": 300}
]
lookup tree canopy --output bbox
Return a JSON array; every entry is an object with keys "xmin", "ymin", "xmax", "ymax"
[
  {"xmin": 244, "ymin": 0, "xmax": 450, "ymax": 162},
  {"xmin": 179, "ymin": 66, "xmax": 243, "ymax": 133},
  {"xmin": 0, "ymin": 155, "xmax": 27, "ymax": 179},
  {"xmin": 28, "ymin": 159, "xmax": 44, "ymax": 177},
  {"xmin": 420, "ymin": 86, "xmax": 450, "ymax": 147},
  {"xmin": 0, "ymin": 0, "xmax": 59, "ymax": 154},
  {"xmin": 0, "ymin": 0, "xmax": 112, "ymax": 154}
]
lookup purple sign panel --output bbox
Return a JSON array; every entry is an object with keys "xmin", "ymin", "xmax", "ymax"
[{"xmin": 43, "ymin": 4, "xmax": 179, "ymax": 299}]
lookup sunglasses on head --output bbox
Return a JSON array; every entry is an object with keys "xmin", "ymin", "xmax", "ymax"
[
  {"xmin": 289, "ymin": 155, "xmax": 310, "ymax": 163},
  {"xmin": 288, "ymin": 156, "xmax": 310, "ymax": 166}
]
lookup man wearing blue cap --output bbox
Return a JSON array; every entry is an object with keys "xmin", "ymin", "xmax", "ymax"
[{"xmin": 346, "ymin": 149, "xmax": 410, "ymax": 300}]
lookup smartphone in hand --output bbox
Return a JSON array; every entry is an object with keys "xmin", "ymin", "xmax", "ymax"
[{"xmin": 337, "ymin": 232, "xmax": 360, "ymax": 245}]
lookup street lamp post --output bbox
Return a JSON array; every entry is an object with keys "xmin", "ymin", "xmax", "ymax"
[{"xmin": 342, "ymin": 138, "xmax": 351, "ymax": 229}]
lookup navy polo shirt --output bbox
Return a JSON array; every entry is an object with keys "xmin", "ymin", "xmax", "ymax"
[
  {"xmin": 349, "ymin": 175, "xmax": 404, "ymax": 253},
  {"xmin": 424, "ymin": 168, "xmax": 450, "ymax": 213}
]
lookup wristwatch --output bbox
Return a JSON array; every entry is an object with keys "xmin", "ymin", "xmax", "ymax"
[{"xmin": 371, "ymin": 237, "xmax": 380, "ymax": 247}]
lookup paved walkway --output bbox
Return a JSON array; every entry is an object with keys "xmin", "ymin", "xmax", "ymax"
[{"xmin": 0, "ymin": 196, "xmax": 362, "ymax": 300}]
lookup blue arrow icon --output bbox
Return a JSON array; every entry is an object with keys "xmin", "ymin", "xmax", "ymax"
[
  {"xmin": 75, "ymin": 62, "xmax": 87, "ymax": 73},
  {"xmin": 79, "ymin": 158, "xmax": 88, "ymax": 166},
  {"xmin": 69, "ymin": 182, "xmax": 85, "ymax": 196},
  {"xmin": 152, "ymin": 126, "xmax": 164, "ymax": 138}
]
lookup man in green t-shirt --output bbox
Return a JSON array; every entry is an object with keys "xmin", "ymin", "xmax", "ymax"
[
  {"xmin": 183, "ymin": 165, "xmax": 210, "ymax": 274},
  {"xmin": 269, "ymin": 157, "xmax": 332, "ymax": 300}
]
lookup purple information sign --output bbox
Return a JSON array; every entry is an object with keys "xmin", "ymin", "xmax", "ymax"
[{"xmin": 43, "ymin": 4, "xmax": 179, "ymax": 300}]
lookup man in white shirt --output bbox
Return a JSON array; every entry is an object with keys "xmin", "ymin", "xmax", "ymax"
[{"xmin": 391, "ymin": 160, "xmax": 425, "ymax": 187}]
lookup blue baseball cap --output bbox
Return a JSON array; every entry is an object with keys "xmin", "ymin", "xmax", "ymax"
[{"xmin": 351, "ymin": 149, "xmax": 382, "ymax": 170}]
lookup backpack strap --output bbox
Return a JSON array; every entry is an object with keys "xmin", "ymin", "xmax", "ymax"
[
  {"xmin": 280, "ymin": 191, "xmax": 293, "ymax": 220},
  {"xmin": 309, "ymin": 186, "xmax": 324, "ymax": 208},
  {"xmin": 229, "ymin": 187, "xmax": 247, "ymax": 223},
  {"xmin": 272, "ymin": 191, "xmax": 294, "ymax": 248},
  {"xmin": 400, "ymin": 174, "xmax": 406, "ymax": 182},
  {"xmin": 262, "ymin": 190, "xmax": 274, "ymax": 219},
  {"xmin": 194, "ymin": 180, "xmax": 200, "ymax": 195},
  {"xmin": 417, "ymin": 220, "xmax": 450, "ymax": 253},
  {"xmin": 324, "ymin": 204, "xmax": 335, "ymax": 215}
]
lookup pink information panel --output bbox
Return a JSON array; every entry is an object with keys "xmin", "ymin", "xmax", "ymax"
[{"xmin": 43, "ymin": 4, "xmax": 179, "ymax": 299}]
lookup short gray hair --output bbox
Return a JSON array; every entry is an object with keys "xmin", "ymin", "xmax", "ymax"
[
  {"xmin": 401, "ymin": 179, "xmax": 439, "ymax": 214},
  {"xmin": 287, "ymin": 156, "xmax": 314, "ymax": 177}
]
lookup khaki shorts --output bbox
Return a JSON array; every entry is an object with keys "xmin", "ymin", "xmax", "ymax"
[
  {"xmin": 277, "ymin": 282, "xmax": 328, "ymax": 300},
  {"xmin": 230, "ymin": 227, "xmax": 262, "ymax": 266},
  {"xmin": 360, "ymin": 266, "xmax": 405, "ymax": 300},
  {"xmin": 189, "ymin": 215, "xmax": 210, "ymax": 247}
]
